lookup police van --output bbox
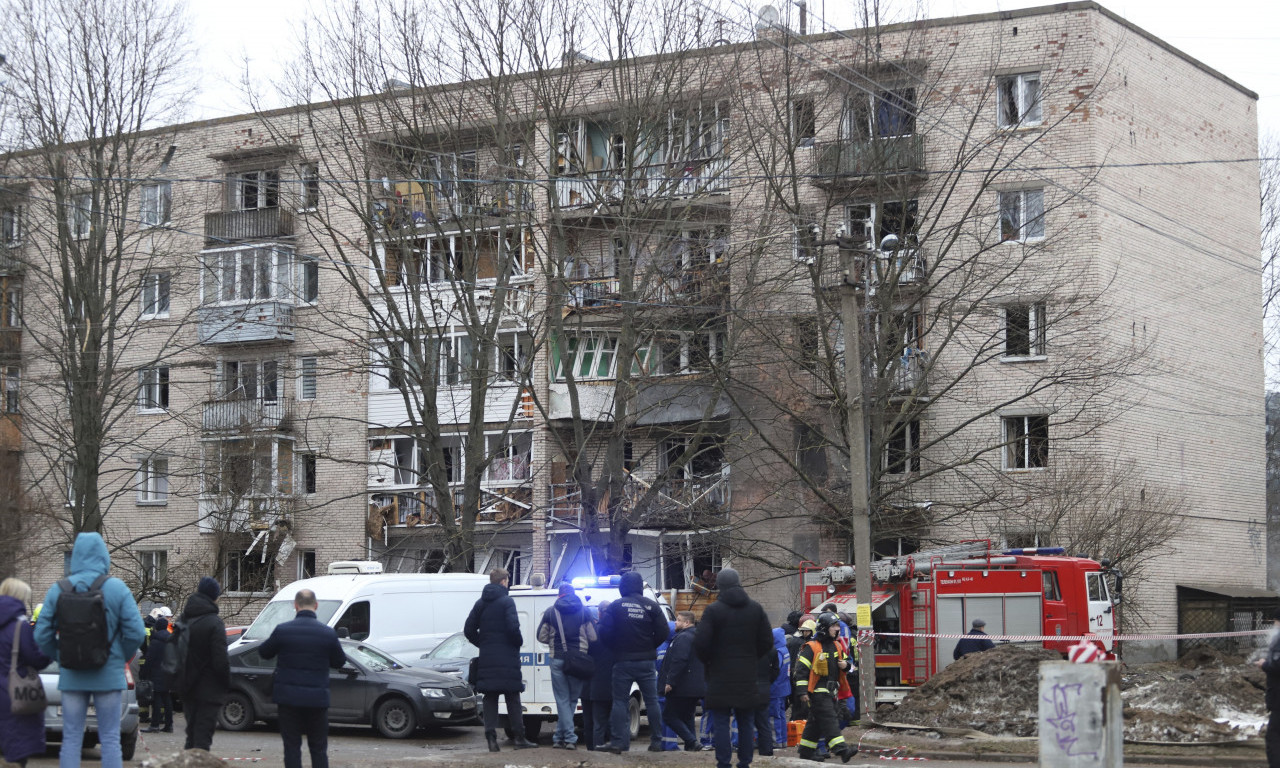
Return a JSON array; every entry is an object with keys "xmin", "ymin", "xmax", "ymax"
[{"xmin": 504, "ymin": 575, "xmax": 675, "ymax": 741}]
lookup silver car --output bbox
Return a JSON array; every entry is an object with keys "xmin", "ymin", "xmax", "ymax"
[{"xmin": 39, "ymin": 660, "xmax": 142, "ymax": 761}]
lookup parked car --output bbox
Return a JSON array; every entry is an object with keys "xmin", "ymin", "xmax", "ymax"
[
  {"xmin": 40, "ymin": 659, "xmax": 141, "ymax": 761},
  {"xmin": 416, "ymin": 632, "xmax": 477, "ymax": 675},
  {"xmin": 219, "ymin": 638, "xmax": 480, "ymax": 738}
]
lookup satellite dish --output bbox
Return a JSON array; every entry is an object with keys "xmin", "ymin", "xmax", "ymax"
[{"xmin": 756, "ymin": 4, "xmax": 779, "ymax": 31}]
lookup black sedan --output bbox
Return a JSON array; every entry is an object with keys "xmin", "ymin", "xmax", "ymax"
[
  {"xmin": 416, "ymin": 631, "xmax": 477, "ymax": 675},
  {"xmin": 218, "ymin": 639, "xmax": 481, "ymax": 738}
]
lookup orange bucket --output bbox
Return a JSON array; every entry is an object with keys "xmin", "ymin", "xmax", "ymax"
[{"xmin": 787, "ymin": 720, "xmax": 806, "ymax": 747}]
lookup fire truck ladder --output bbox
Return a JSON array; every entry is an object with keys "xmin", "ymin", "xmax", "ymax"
[{"xmin": 869, "ymin": 542, "xmax": 997, "ymax": 582}]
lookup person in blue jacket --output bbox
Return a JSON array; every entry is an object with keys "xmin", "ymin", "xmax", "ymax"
[
  {"xmin": 259, "ymin": 589, "xmax": 347, "ymax": 768},
  {"xmin": 754, "ymin": 627, "xmax": 790, "ymax": 752},
  {"xmin": 35, "ymin": 533, "xmax": 146, "ymax": 768},
  {"xmin": 0, "ymin": 578, "xmax": 52, "ymax": 768}
]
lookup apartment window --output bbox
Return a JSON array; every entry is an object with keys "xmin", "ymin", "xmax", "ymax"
[
  {"xmin": 300, "ymin": 453, "xmax": 317, "ymax": 494},
  {"xmin": 1004, "ymin": 303, "xmax": 1046, "ymax": 357},
  {"xmin": 1, "ymin": 206, "xmax": 21, "ymax": 245},
  {"xmin": 795, "ymin": 422, "xmax": 830, "ymax": 485},
  {"xmin": 661, "ymin": 539, "xmax": 721, "ymax": 591},
  {"xmin": 70, "ymin": 193, "xmax": 92, "ymax": 239},
  {"xmin": 204, "ymin": 246, "xmax": 290, "ymax": 303},
  {"xmin": 997, "ymin": 73, "xmax": 1042, "ymax": 128},
  {"xmin": 791, "ymin": 99, "xmax": 816, "ymax": 147},
  {"xmin": 1003, "ymin": 415, "xmax": 1049, "ymax": 470},
  {"xmin": 553, "ymin": 334, "xmax": 617, "ymax": 381},
  {"xmin": 842, "ymin": 89, "xmax": 917, "ymax": 139},
  {"xmin": 661, "ymin": 434, "xmax": 725, "ymax": 479},
  {"xmin": 486, "ymin": 432, "xmax": 532, "ymax": 483},
  {"xmin": 495, "ymin": 333, "xmax": 529, "ymax": 382},
  {"xmin": 140, "ymin": 182, "xmax": 172, "ymax": 227},
  {"xmin": 441, "ymin": 335, "xmax": 474, "ymax": 386},
  {"xmin": 1, "ymin": 289, "xmax": 19, "ymax": 328},
  {"xmin": 138, "ymin": 550, "xmax": 167, "ymax": 585},
  {"xmin": 847, "ymin": 201, "xmax": 920, "ymax": 251},
  {"xmin": 792, "ymin": 221, "xmax": 818, "ymax": 263},
  {"xmin": 299, "ymin": 255, "xmax": 319, "ymax": 303},
  {"xmin": 136, "ymin": 457, "xmax": 169, "ymax": 503},
  {"xmin": 64, "ymin": 462, "xmax": 76, "ymax": 508},
  {"xmin": 140, "ymin": 272, "xmax": 170, "ymax": 318},
  {"xmin": 999, "ymin": 189, "xmax": 1045, "ymax": 242},
  {"xmin": 297, "ymin": 549, "xmax": 317, "ymax": 580},
  {"xmin": 231, "ymin": 169, "xmax": 280, "ymax": 210},
  {"xmin": 298, "ymin": 357, "xmax": 317, "ymax": 400},
  {"xmin": 223, "ymin": 359, "xmax": 279, "ymax": 402},
  {"xmin": 884, "ymin": 420, "xmax": 921, "ymax": 474},
  {"xmin": 137, "ymin": 367, "xmax": 170, "ymax": 411},
  {"xmin": 222, "ymin": 550, "xmax": 272, "ymax": 594},
  {"xmin": 299, "ymin": 163, "xmax": 320, "ymax": 210},
  {"xmin": 2, "ymin": 366, "xmax": 18, "ymax": 413}
]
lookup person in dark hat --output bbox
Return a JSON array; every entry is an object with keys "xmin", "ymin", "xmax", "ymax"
[
  {"xmin": 536, "ymin": 582, "xmax": 597, "ymax": 749},
  {"xmin": 952, "ymin": 618, "xmax": 996, "ymax": 660},
  {"xmin": 178, "ymin": 577, "xmax": 230, "ymax": 751},
  {"xmin": 1253, "ymin": 608, "xmax": 1280, "ymax": 767}
]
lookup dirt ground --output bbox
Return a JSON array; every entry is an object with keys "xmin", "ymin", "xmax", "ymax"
[{"xmin": 886, "ymin": 643, "xmax": 1269, "ymax": 744}]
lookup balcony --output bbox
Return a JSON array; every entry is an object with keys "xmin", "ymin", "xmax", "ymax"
[
  {"xmin": 205, "ymin": 207, "xmax": 295, "ymax": 245},
  {"xmin": 368, "ymin": 485, "xmax": 532, "ymax": 535},
  {"xmin": 554, "ymin": 157, "xmax": 729, "ymax": 210},
  {"xmin": 197, "ymin": 495, "xmax": 291, "ymax": 534},
  {"xmin": 197, "ymin": 301, "xmax": 294, "ymax": 345},
  {"xmin": 856, "ymin": 249, "xmax": 927, "ymax": 294},
  {"xmin": 374, "ymin": 182, "xmax": 533, "ymax": 230},
  {"xmin": 565, "ymin": 278, "xmax": 621, "ymax": 308},
  {"xmin": 202, "ymin": 396, "xmax": 295, "ymax": 433},
  {"xmin": 814, "ymin": 135, "xmax": 925, "ymax": 183},
  {"xmin": 550, "ymin": 469, "xmax": 731, "ymax": 530},
  {"xmin": 889, "ymin": 349, "xmax": 929, "ymax": 396}
]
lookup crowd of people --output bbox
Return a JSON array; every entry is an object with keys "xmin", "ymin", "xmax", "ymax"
[{"xmin": 465, "ymin": 566, "xmax": 863, "ymax": 768}]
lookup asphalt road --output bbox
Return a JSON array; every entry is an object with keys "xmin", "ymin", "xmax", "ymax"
[{"xmin": 19, "ymin": 719, "xmax": 1258, "ymax": 768}]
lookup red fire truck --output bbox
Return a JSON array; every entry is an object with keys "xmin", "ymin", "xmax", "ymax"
[{"xmin": 800, "ymin": 542, "xmax": 1122, "ymax": 696}]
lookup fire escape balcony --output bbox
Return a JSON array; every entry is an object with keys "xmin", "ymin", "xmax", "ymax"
[
  {"xmin": 813, "ymin": 135, "xmax": 925, "ymax": 185},
  {"xmin": 197, "ymin": 302, "xmax": 295, "ymax": 345},
  {"xmin": 205, "ymin": 207, "xmax": 295, "ymax": 245},
  {"xmin": 202, "ymin": 396, "xmax": 295, "ymax": 433}
]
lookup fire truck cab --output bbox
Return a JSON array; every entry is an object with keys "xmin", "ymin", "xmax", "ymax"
[{"xmin": 800, "ymin": 543, "xmax": 1121, "ymax": 691}]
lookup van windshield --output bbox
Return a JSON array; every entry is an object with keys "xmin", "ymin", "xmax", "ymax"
[{"xmin": 242, "ymin": 599, "xmax": 342, "ymax": 641}]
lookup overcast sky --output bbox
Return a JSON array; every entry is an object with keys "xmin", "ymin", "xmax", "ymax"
[{"xmin": 187, "ymin": 0, "xmax": 1279, "ymax": 141}]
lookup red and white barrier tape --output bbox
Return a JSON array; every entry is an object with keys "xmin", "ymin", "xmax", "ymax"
[
  {"xmin": 859, "ymin": 746, "xmax": 929, "ymax": 761},
  {"xmin": 220, "ymin": 758, "xmax": 264, "ymax": 762},
  {"xmin": 870, "ymin": 629, "xmax": 1267, "ymax": 643}
]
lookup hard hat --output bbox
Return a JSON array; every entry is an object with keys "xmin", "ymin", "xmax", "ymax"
[
  {"xmin": 157, "ymin": 606, "xmax": 173, "ymax": 618},
  {"xmin": 817, "ymin": 611, "xmax": 841, "ymax": 633},
  {"xmin": 800, "ymin": 619, "xmax": 817, "ymax": 633}
]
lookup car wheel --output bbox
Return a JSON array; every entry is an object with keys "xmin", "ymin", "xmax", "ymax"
[
  {"xmin": 628, "ymin": 695, "xmax": 641, "ymax": 740},
  {"xmin": 218, "ymin": 692, "xmax": 255, "ymax": 732},
  {"xmin": 120, "ymin": 730, "xmax": 137, "ymax": 762},
  {"xmin": 373, "ymin": 697, "xmax": 417, "ymax": 739}
]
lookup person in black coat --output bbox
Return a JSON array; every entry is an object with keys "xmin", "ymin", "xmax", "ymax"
[
  {"xmin": 694, "ymin": 568, "xmax": 773, "ymax": 768},
  {"xmin": 259, "ymin": 588, "xmax": 347, "ymax": 768},
  {"xmin": 142, "ymin": 618, "xmax": 174, "ymax": 732},
  {"xmin": 178, "ymin": 577, "xmax": 230, "ymax": 752},
  {"xmin": 600, "ymin": 571, "xmax": 669, "ymax": 753},
  {"xmin": 465, "ymin": 568, "xmax": 536, "ymax": 752},
  {"xmin": 583, "ymin": 601, "xmax": 615, "ymax": 750},
  {"xmin": 952, "ymin": 619, "xmax": 996, "ymax": 659},
  {"xmin": 659, "ymin": 611, "xmax": 708, "ymax": 751}
]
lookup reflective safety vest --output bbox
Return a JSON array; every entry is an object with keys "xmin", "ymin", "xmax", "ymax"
[{"xmin": 795, "ymin": 639, "xmax": 852, "ymax": 697}]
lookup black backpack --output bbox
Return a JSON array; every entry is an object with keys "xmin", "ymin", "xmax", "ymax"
[
  {"xmin": 54, "ymin": 575, "xmax": 112, "ymax": 670},
  {"xmin": 161, "ymin": 618, "xmax": 190, "ymax": 691}
]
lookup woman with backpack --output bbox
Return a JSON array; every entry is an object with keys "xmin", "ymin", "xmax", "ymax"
[
  {"xmin": 1, "ymin": 577, "xmax": 52, "ymax": 768},
  {"xmin": 142, "ymin": 615, "xmax": 174, "ymax": 732}
]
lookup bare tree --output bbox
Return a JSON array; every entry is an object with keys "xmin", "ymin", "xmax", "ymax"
[{"xmin": 0, "ymin": 0, "xmax": 195, "ymax": 538}]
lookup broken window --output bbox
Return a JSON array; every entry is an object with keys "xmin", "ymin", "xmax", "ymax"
[
  {"xmin": 1004, "ymin": 303, "xmax": 1046, "ymax": 357},
  {"xmin": 997, "ymin": 73, "xmax": 1042, "ymax": 128},
  {"xmin": 842, "ymin": 89, "xmax": 917, "ymax": 139},
  {"xmin": 883, "ymin": 420, "xmax": 921, "ymax": 474},
  {"xmin": 1003, "ymin": 415, "xmax": 1049, "ymax": 470},
  {"xmin": 790, "ymin": 99, "xmax": 816, "ymax": 147}
]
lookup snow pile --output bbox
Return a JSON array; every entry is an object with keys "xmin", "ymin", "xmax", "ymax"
[{"xmin": 887, "ymin": 643, "xmax": 1268, "ymax": 743}]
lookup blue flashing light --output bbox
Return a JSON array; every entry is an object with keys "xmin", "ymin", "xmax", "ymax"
[
  {"xmin": 570, "ymin": 576, "xmax": 594, "ymax": 589},
  {"xmin": 570, "ymin": 574, "xmax": 622, "ymax": 590}
]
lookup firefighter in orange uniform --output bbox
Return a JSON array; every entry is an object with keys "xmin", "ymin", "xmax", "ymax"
[{"xmin": 792, "ymin": 613, "xmax": 857, "ymax": 762}]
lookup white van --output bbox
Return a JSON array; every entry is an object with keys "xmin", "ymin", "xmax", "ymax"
[
  {"xmin": 505, "ymin": 576, "xmax": 674, "ymax": 740},
  {"xmin": 232, "ymin": 570, "xmax": 489, "ymax": 659}
]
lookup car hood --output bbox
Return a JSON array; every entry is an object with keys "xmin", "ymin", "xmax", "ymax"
[{"xmin": 370, "ymin": 664, "xmax": 468, "ymax": 688}]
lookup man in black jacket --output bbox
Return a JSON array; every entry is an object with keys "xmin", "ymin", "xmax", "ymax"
[
  {"xmin": 952, "ymin": 619, "xmax": 996, "ymax": 660},
  {"xmin": 659, "ymin": 611, "xmax": 708, "ymax": 752},
  {"xmin": 600, "ymin": 571, "xmax": 669, "ymax": 753},
  {"xmin": 259, "ymin": 589, "xmax": 346, "ymax": 768},
  {"xmin": 465, "ymin": 568, "xmax": 537, "ymax": 753},
  {"xmin": 694, "ymin": 568, "xmax": 773, "ymax": 768},
  {"xmin": 179, "ymin": 577, "xmax": 230, "ymax": 751}
]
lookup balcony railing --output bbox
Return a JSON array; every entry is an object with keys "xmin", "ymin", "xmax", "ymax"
[
  {"xmin": 855, "ymin": 249, "xmax": 927, "ymax": 294},
  {"xmin": 566, "ymin": 278, "xmax": 621, "ymax": 308},
  {"xmin": 205, "ymin": 207, "xmax": 295, "ymax": 245},
  {"xmin": 197, "ymin": 301, "xmax": 294, "ymax": 345},
  {"xmin": 549, "ymin": 469, "xmax": 731, "ymax": 529},
  {"xmin": 197, "ymin": 495, "xmax": 290, "ymax": 534},
  {"xmin": 202, "ymin": 396, "xmax": 295, "ymax": 432},
  {"xmin": 814, "ymin": 135, "xmax": 924, "ymax": 180},
  {"xmin": 374, "ymin": 182, "xmax": 534, "ymax": 230},
  {"xmin": 369, "ymin": 485, "xmax": 531, "ymax": 533},
  {"xmin": 889, "ymin": 349, "xmax": 929, "ymax": 396},
  {"xmin": 555, "ymin": 157, "xmax": 729, "ymax": 210}
]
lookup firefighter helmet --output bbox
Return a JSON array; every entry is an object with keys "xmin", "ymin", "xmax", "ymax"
[{"xmin": 816, "ymin": 611, "xmax": 841, "ymax": 634}]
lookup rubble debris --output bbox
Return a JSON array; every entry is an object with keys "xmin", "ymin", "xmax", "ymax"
[
  {"xmin": 140, "ymin": 749, "xmax": 229, "ymax": 768},
  {"xmin": 885, "ymin": 643, "xmax": 1269, "ymax": 743}
]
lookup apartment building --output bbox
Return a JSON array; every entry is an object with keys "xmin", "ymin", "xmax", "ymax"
[{"xmin": 5, "ymin": 1, "xmax": 1265, "ymax": 654}]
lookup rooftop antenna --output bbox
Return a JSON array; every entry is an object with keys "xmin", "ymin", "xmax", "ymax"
[{"xmin": 756, "ymin": 4, "xmax": 780, "ymax": 35}]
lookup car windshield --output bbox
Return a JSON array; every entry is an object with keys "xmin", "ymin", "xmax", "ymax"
[
  {"xmin": 348, "ymin": 644, "xmax": 404, "ymax": 672},
  {"xmin": 427, "ymin": 633, "xmax": 470, "ymax": 659},
  {"xmin": 242, "ymin": 599, "xmax": 342, "ymax": 641}
]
